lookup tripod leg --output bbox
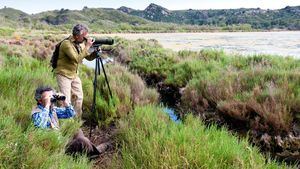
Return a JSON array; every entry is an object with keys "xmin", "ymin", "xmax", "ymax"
[
  {"xmin": 99, "ymin": 57, "xmax": 113, "ymax": 99},
  {"xmin": 97, "ymin": 58, "xmax": 101, "ymax": 75},
  {"xmin": 90, "ymin": 58, "xmax": 100, "ymax": 138}
]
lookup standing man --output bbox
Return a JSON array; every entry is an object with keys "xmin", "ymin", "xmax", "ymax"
[{"xmin": 54, "ymin": 24, "xmax": 96, "ymax": 117}]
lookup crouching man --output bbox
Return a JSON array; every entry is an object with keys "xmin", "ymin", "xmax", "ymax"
[
  {"xmin": 31, "ymin": 86, "xmax": 107, "ymax": 158},
  {"xmin": 31, "ymin": 86, "xmax": 75, "ymax": 129}
]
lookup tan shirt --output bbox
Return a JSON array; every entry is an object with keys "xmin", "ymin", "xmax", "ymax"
[{"xmin": 55, "ymin": 36, "xmax": 96, "ymax": 79}]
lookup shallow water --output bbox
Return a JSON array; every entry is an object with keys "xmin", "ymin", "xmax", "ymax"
[
  {"xmin": 163, "ymin": 107, "xmax": 181, "ymax": 123},
  {"xmin": 98, "ymin": 31, "xmax": 300, "ymax": 58},
  {"xmin": 83, "ymin": 57, "xmax": 113, "ymax": 68}
]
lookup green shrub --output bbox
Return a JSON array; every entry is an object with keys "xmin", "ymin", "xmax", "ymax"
[{"xmin": 0, "ymin": 27, "xmax": 15, "ymax": 36}]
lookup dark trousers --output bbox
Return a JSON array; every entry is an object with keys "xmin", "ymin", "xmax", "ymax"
[{"xmin": 65, "ymin": 129, "xmax": 100, "ymax": 159}]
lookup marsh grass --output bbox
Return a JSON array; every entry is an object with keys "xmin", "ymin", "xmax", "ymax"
[
  {"xmin": 81, "ymin": 63, "xmax": 159, "ymax": 126},
  {"xmin": 113, "ymin": 38, "xmax": 300, "ymax": 135},
  {"xmin": 115, "ymin": 105, "xmax": 290, "ymax": 169}
]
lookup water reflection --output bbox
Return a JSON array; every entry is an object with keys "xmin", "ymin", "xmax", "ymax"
[{"xmin": 83, "ymin": 57, "xmax": 113, "ymax": 69}]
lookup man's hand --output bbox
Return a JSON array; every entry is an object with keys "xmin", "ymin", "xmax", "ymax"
[
  {"xmin": 86, "ymin": 38, "xmax": 95, "ymax": 49},
  {"xmin": 56, "ymin": 92, "xmax": 70, "ymax": 107},
  {"xmin": 44, "ymin": 92, "xmax": 52, "ymax": 109}
]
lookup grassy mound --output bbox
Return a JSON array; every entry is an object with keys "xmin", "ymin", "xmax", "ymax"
[{"xmin": 115, "ymin": 105, "xmax": 289, "ymax": 168}]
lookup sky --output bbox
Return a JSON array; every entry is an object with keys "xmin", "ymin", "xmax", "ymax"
[{"xmin": 0, "ymin": 0, "xmax": 299, "ymax": 14}]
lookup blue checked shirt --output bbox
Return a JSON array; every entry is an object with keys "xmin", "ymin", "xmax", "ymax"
[{"xmin": 31, "ymin": 104, "xmax": 75, "ymax": 129}]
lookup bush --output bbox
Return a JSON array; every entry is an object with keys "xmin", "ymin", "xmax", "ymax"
[{"xmin": 0, "ymin": 27, "xmax": 15, "ymax": 36}]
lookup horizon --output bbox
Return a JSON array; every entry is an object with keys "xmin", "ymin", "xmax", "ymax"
[{"xmin": 0, "ymin": 0, "xmax": 299, "ymax": 14}]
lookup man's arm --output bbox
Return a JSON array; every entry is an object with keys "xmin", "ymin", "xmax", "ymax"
[
  {"xmin": 55, "ymin": 105, "xmax": 76, "ymax": 119},
  {"xmin": 32, "ymin": 109, "xmax": 50, "ymax": 128},
  {"xmin": 85, "ymin": 50, "xmax": 98, "ymax": 61},
  {"xmin": 61, "ymin": 41, "xmax": 89, "ymax": 63}
]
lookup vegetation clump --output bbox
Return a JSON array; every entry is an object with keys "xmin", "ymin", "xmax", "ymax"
[
  {"xmin": 115, "ymin": 105, "xmax": 290, "ymax": 168},
  {"xmin": 112, "ymin": 38, "xmax": 300, "ymax": 161}
]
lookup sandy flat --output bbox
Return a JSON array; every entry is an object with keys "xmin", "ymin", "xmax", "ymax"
[{"xmin": 92, "ymin": 31, "xmax": 300, "ymax": 57}]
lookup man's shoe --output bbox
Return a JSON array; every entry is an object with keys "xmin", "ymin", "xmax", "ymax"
[{"xmin": 96, "ymin": 142, "xmax": 109, "ymax": 153}]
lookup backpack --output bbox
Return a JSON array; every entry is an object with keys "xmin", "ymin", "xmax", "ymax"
[{"xmin": 50, "ymin": 38, "xmax": 67, "ymax": 71}]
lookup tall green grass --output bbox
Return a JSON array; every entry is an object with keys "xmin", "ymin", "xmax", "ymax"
[
  {"xmin": 113, "ymin": 38, "xmax": 175, "ymax": 80},
  {"xmin": 115, "ymin": 105, "xmax": 290, "ymax": 168}
]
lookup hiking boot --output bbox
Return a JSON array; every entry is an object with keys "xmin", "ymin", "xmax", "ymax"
[{"xmin": 96, "ymin": 142, "xmax": 109, "ymax": 153}]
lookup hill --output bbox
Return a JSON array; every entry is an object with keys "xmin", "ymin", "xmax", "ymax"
[
  {"xmin": 118, "ymin": 3, "xmax": 300, "ymax": 30},
  {"xmin": 0, "ymin": 4, "xmax": 300, "ymax": 32},
  {"xmin": 1, "ymin": 6, "xmax": 207, "ymax": 33},
  {"xmin": 34, "ymin": 7, "xmax": 148, "ymax": 26},
  {"xmin": 0, "ymin": 6, "xmax": 152, "ymax": 32},
  {"xmin": 0, "ymin": 7, "xmax": 31, "ymax": 27}
]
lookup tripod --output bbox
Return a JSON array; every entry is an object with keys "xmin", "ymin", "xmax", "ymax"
[{"xmin": 89, "ymin": 48, "xmax": 113, "ymax": 138}]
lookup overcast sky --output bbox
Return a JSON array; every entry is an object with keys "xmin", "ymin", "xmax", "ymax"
[{"xmin": 0, "ymin": 0, "xmax": 299, "ymax": 14}]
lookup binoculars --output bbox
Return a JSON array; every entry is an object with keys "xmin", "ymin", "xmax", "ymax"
[{"xmin": 50, "ymin": 94, "xmax": 66, "ymax": 102}]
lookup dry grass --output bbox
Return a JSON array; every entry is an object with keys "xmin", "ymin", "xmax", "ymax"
[
  {"xmin": 106, "ymin": 63, "xmax": 159, "ymax": 107},
  {"xmin": 183, "ymin": 69, "xmax": 296, "ymax": 135}
]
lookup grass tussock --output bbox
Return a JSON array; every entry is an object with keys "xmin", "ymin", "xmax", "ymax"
[
  {"xmin": 81, "ymin": 63, "xmax": 159, "ymax": 126},
  {"xmin": 115, "ymin": 105, "xmax": 289, "ymax": 169},
  {"xmin": 183, "ymin": 67, "xmax": 299, "ymax": 134},
  {"xmin": 0, "ymin": 30, "xmax": 64, "ymax": 60},
  {"xmin": 112, "ymin": 38, "xmax": 176, "ymax": 84}
]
